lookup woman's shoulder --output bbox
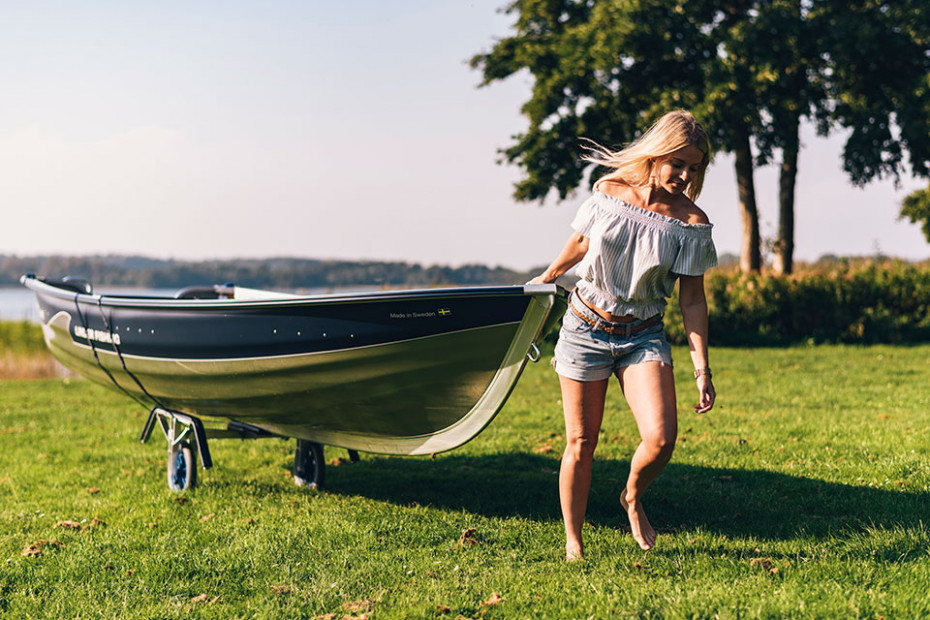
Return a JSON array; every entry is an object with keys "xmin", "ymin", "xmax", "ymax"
[
  {"xmin": 674, "ymin": 195, "xmax": 711, "ymax": 226},
  {"xmin": 594, "ymin": 180, "xmax": 638, "ymax": 205},
  {"xmin": 595, "ymin": 181, "xmax": 711, "ymax": 227}
]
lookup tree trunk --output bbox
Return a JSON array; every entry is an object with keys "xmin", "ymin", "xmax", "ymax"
[
  {"xmin": 733, "ymin": 129, "xmax": 761, "ymax": 273},
  {"xmin": 773, "ymin": 125, "xmax": 799, "ymax": 275},
  {"xmin": 773, "ymin": 2, "xmax": 802, "ymax": 277}
]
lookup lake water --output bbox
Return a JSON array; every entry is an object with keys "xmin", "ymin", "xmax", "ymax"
[
  {"xmin": 0, "ymin": 288, "xmax": 39, "ymax": 322},
  {"xmin": 0, "ymin": 287, "xmax": 176, "ymax": 322}
]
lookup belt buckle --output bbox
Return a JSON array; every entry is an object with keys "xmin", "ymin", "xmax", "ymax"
[{"xmin": 603, "ymin": 320, "xmax": 632, "ymax": 337}]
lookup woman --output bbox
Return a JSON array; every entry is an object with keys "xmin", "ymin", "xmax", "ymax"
[{"xmin": 529, "ymin": 110, "xmax": 717, "ymax": 559}]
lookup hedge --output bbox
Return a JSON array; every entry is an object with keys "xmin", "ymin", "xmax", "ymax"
[{"xmin": 663, "ymin": 259, "xmax": 930, "ymax": 346}]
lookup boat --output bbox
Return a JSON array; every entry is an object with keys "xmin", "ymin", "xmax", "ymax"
[{"xmin": 21, "ymin": 274, "xmax": 567, "ymax": 491}]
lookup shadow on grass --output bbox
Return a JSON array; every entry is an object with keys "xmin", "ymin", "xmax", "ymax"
[{"xmin": 326, "ymin": 452, "xmax": 929, "ymax": 541}]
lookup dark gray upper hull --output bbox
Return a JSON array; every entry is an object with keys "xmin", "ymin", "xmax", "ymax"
[{"xmin": 22, "ymin": 275, "xmax": 567, "ymax": 455}]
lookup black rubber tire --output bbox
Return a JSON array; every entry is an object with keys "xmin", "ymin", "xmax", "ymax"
[
  {"xmin": 168, "ymin": 441, "xmax": 197, "ymax": 491},
  {"xmin": 293, "ymin": 440, "xmax": 325, "ymax": 489}
]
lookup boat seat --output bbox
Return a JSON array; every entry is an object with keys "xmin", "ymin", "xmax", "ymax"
[
  {"xmin": 174, "ymin": 285, "xmax": 224, "ymax": 300},
  {"xmin": 230, "ymin": 286, "xmax": 302, "ymax": 300},
  {"xmin": 174, "ymin": 284, "xmax": 302, "ymax": 301}
]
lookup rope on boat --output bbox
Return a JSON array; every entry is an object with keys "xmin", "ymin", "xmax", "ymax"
[
  {"xmin": 73, "ymin": 294, "xmax": 147, "ymax": 407},
  {"xmin": 93, "ymin": 295, "xmax": 168, "ymax": 411},
  {"xmin": 72, "ymin": 294, "xmax": 162, "ymax": 411}
]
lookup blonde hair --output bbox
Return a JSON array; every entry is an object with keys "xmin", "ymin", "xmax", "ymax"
[{"xmin": 585, "ymin": 110, "xmax": 712, "ymax": 201}]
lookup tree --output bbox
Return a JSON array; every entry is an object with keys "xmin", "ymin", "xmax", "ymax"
[
  {"xmin": 806, "ymin": 0, "xmax": 930, "ymax": 267},
  {"xmin": 471, "ymin": 0, "xmax": 930, "ymax": 274},
  {"xmin": 900, "ymin": 184, "xmax": 930, "ymax": 243}
]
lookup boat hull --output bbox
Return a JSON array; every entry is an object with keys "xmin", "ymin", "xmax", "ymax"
[{"xmin": 24, "ymin": 276, "xmax": 567, "ymax": 455}]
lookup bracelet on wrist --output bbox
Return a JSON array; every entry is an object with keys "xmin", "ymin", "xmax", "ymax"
[{"xmin": 694, "ymin": 367, "xmax": 712, "ymax": 379}]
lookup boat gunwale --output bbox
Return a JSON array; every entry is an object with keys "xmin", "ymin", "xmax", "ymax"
[{"xmin": 21, "ymin": 275, "xmax": 561, "ymax": 311}]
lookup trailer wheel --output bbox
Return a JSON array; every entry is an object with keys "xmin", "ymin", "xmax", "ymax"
[
  {"xmin": 294, "ymin": 440, "xmax": 325, "ymax": 489},
  {"xmin": 168, "ymin": 441, "xmax": 197, "ymax": 491}
]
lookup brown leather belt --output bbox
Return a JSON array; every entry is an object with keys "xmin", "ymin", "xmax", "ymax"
[{"xmin": 569, "ymin": 298, "xmax": 662, "ymax": 337}]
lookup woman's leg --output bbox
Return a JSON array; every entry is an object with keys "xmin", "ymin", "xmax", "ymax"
[
  {"xmin": 558, "ymin": 375, "xmax": 609, "ymax": 560},
  {"xmin": 616, "ymin": 361, "xmax": 678, "ymax": 550}
]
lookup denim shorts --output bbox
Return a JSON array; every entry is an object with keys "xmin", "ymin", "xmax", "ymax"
[{"xmin": 553, "ymin": 292, "xmax": 673, "ymax": 382}]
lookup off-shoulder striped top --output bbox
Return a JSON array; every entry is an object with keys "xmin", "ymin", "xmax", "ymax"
[{"xmin": 571, "ymin": 191, "xmax": 718, "ymax": 319}]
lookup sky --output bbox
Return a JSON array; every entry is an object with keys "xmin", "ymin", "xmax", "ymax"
[{"xmin": 1, "ymin": 1, "xmax": 927, "ymax": 272}]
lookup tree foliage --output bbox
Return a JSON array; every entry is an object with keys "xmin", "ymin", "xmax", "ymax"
[
  {"xmin": 471, "ymin": 0, "xmax": 930, "ymax": 273},
  {"xmin": 470, "ymin": 0, "xmax": 734, "ymax": 202},
  {"xmin": 820, "ymin": 1, "xmax": 930, "ymax": 185},
  {"xmin": 900, "ymin": 184, "xmax": 930, "ymax": 243}
]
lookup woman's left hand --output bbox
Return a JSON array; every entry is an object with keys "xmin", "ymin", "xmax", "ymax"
[{"xmin": 695, "ymin": 375, "xmax": 716, "ymax": 413}]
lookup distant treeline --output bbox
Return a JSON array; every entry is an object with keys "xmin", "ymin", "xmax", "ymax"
[{"xmin": 0, "ymin": 254, "xmax": 541, "ymax": 290}]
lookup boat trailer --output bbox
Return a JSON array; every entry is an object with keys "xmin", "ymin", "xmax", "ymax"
[{"xmin": 139, "ymin": 407, "xmax": 358, "ymax": 491}]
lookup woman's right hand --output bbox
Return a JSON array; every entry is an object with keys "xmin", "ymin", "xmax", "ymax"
[
  {"xmin": 695, "ymin": 375, "xmax": 716, "ymax": 413},
  {"xmin": 526, "ymin": 232, "xmax": 589, "ymax": 286}
]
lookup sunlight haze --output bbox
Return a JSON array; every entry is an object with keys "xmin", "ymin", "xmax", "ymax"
[{"xmin": 1, "ymin": 1, "xmax": 927, "ymax": 270}]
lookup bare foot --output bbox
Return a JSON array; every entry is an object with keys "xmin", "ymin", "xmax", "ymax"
[
  {"xmin": 620, "ymin": 495, "xmax": 656, "ymax": 550},
  {"xmin": 565, "ymin": 542, "xmax": 584, "ymax": 562}
]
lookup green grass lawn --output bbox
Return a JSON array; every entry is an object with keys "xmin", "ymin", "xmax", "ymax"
[{"xmin": 1, "ymin": 345, "xmax": 929, "ymax": 619}]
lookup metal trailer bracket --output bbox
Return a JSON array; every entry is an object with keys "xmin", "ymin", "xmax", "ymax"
[{"xmin": 141, "ymin": 407, "xmax": 213, "ymax": 469}]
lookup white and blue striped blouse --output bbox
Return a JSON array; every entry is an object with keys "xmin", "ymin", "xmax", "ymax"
[{"xmin": 572, "ymin": 191, "xmax": 718, "ymax": 319}]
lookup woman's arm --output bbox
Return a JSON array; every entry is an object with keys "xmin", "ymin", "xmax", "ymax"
[
  {"xmin": 678, "ymin": 274, "xmax": 715, "ymax": 413},
  {"xmin": 528, "ymin": 232, "xmax": 589, "ymax": 284}
]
